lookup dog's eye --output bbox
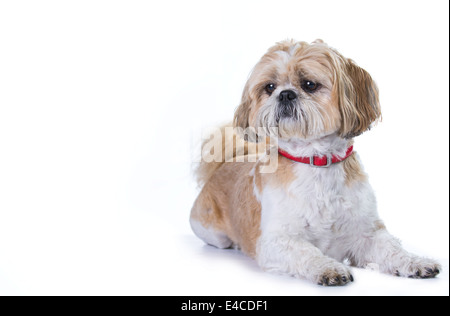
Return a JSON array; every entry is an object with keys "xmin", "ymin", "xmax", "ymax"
[
  {"xmin": 302, "ymin": 80, "xmax": 320, "ymax": 93},
  {"xmin": 265, "ymin": 83, "xmax": 276, "ymax": 95}
]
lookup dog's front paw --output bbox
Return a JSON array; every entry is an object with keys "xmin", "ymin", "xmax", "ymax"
[
  {"xmin": 393, "ymin": 257, "xmax": 441, "ymax": 279},
  {"xmin": 314, "ymin": 260, "xmax": 354, "ymax": 286}
]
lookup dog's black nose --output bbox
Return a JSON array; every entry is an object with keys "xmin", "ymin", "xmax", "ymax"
[{"xmin": 279, "ymin": 90, "xmax": 297, "ymax": 103}]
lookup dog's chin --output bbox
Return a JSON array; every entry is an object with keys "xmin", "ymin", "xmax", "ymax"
[{"xmin": 275, "ymin": 116, "xmax": 331, "ymax": 140}]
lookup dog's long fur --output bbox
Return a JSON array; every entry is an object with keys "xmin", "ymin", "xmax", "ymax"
[{"xmin": 190, "ymin": 40, "xmax": 440, "ymax": 286}]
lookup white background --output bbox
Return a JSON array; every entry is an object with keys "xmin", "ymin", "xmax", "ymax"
[{"xmin": 0, "ymin": 0, "xmax": 448, "ymax": 296}]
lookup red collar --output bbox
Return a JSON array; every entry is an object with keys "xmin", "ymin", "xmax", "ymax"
[{"xmin": 278, "ymin": 145, "xmax": 354, "ymax": 167}]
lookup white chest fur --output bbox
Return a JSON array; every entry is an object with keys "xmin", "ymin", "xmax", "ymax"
[{"xmin": 259, "ymin": 157, "xmax": 378, "ymax": 261}]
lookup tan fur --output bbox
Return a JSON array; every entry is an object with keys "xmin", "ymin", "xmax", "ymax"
[
  {"xmin": 234, "ymin": 86, "xmax": 252, "ymax": 131},
  {"xmin": 191, "ymin": 162, "xmax": 262, "ymax": 257},
  {"xmin": 195, "ymin": 125, "xmax": 228, "ymax": 187},
  {"xmin": 374, "ymin": 220, "xmax": 386, "ymax": 231},
  {"xmin": 259, "ymin": 155, "xmax": 298, "ymax": 190},
  {"xmin": 193, "ymin": 127, "xmax": 268, "ymax": 257},
  {"xmin": 343, "ymin": 153, "xmax": 367, "ymax": 186},
  {"xmin": 196, "ymin": 124, "xmax": 267, "ymax": 187},
  {"xmin": 337, "ymin": 59, "xmax": 381, "ymax": 139}
]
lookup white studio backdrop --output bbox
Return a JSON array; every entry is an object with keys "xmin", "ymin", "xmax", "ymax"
[{"xmin": 0, "ymin": 0, "xmax": 448, "ymax": 295}]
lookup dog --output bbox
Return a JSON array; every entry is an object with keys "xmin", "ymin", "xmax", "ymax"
[{"xmin": 190, "ymin": 39, "xmax": 440, "ymax": 286}]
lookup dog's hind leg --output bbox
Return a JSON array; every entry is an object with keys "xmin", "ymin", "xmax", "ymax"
[{"xmin": 190, "ymin": 190, "xmax": 233, "ymax": 249}]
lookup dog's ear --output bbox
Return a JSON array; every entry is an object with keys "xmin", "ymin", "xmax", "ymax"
[
  {"xmin": 234, "ymin": 82, "xmax": 252, "ymax": 131},
  {"xmin": 337, "ymin": 59, "xmax": 381, "ymax": 139},
  {"xmin": 234, "ymin": 82, "xmax": 262, "ymax": 142}
]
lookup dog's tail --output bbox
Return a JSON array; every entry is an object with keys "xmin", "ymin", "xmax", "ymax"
[
  {"xmin": 194, "ymin": 124, "xmax": 236, "ymax": 188},
  {"xmin": 194, "ymin": 124, "xmax": 266, "ymax": 188}
]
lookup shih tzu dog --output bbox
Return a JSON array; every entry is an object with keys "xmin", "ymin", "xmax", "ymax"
[{"xmin": 190, "ymin": 39, "xmax": 440, "ymax": 286}]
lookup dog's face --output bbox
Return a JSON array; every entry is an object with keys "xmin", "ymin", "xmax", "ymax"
[{"xmin": 234, "ymin": 40, "xmax": 381, "ymax": 140}]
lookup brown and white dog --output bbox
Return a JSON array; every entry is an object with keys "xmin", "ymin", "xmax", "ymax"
[{"xmin": 190, "ymin": 39, "xmax": 440, "ymax": 286}]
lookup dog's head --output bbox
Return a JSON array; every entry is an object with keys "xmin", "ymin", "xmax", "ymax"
[{"xmin": 234, "ymin": 39, "xmax": 381, "ymax": 140}]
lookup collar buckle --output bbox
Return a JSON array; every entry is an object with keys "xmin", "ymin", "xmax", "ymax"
[{"xmin": 309, "ymin": 156, "xmax": 332, "ymax": 168}]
